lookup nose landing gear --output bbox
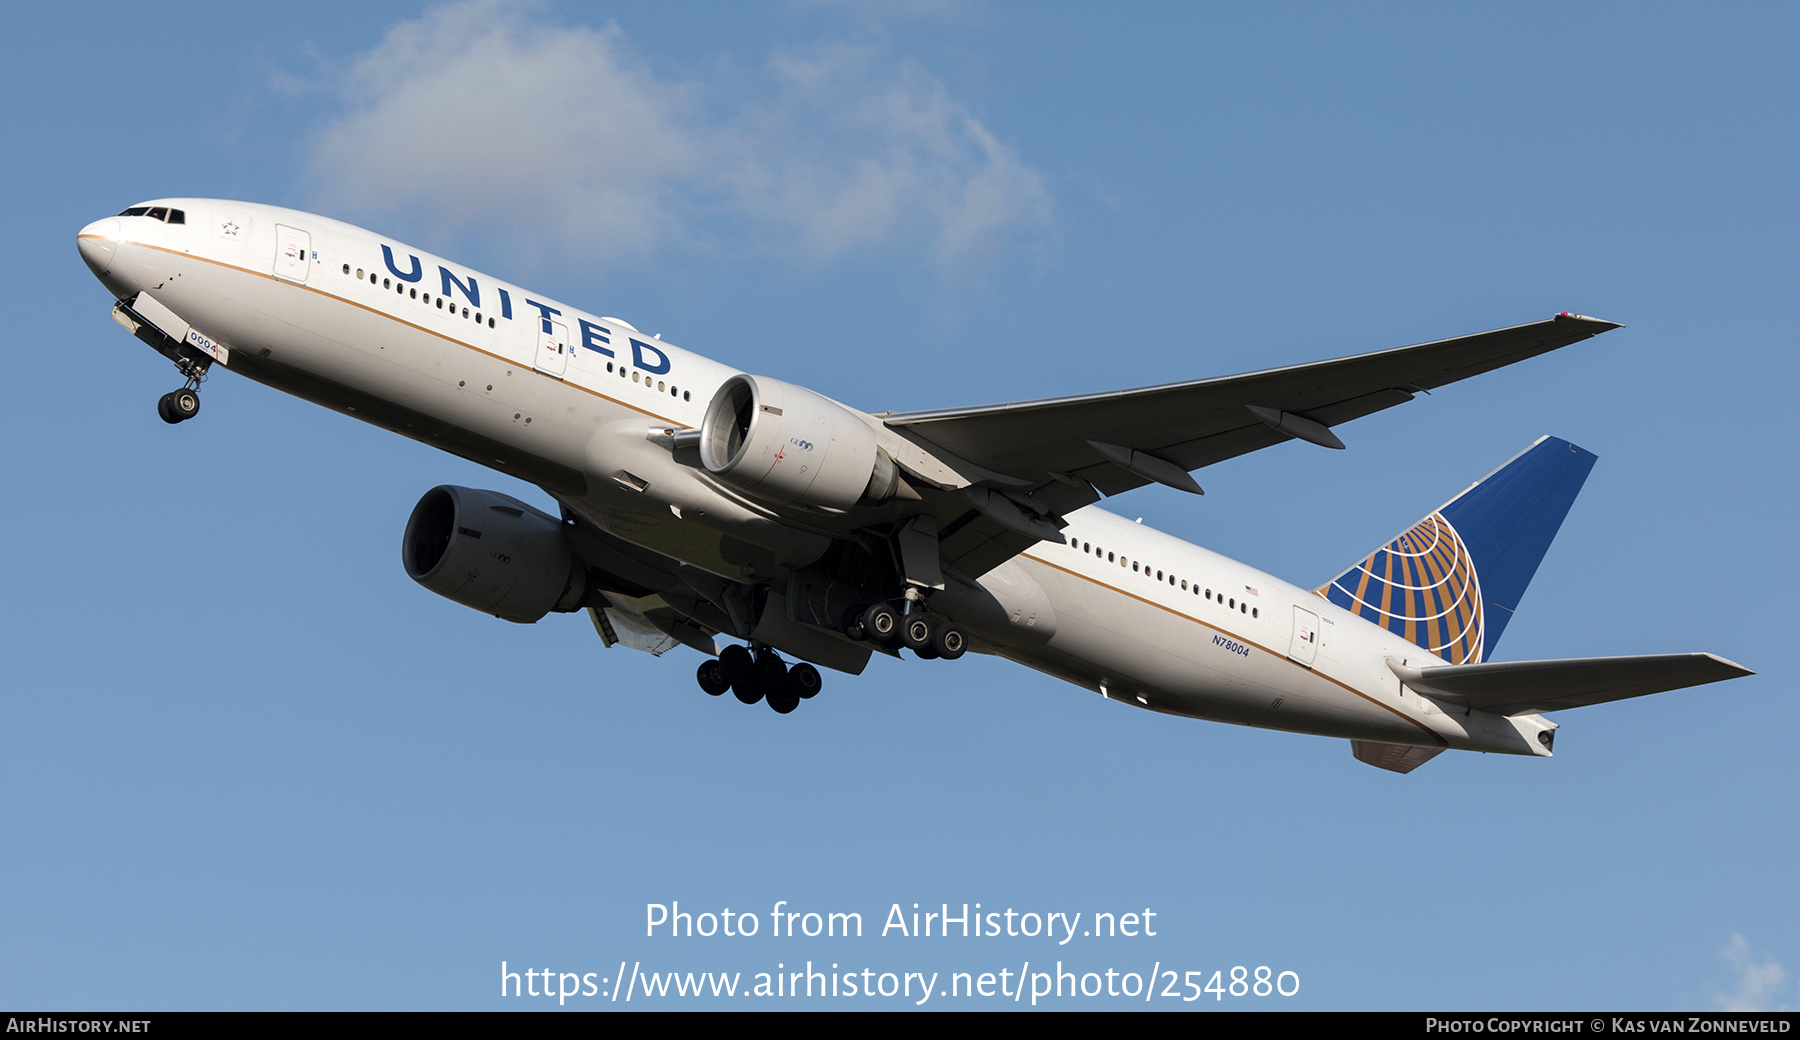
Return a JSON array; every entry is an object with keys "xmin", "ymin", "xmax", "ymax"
[
  {"xmin": 157, "ymin": 386, "xmax": 201, "ymax": 424},
  {"xmin": 157, "ymin": 358, "xmax": 208, "ymax": 425}
]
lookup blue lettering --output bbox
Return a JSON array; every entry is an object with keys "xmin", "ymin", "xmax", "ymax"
[
  {"xmin": 525, "ymin": 299, "xmax": 562, "ymax": 325},
  {"xmin": 440, "ymin": 267, "xmax": 480, "ymax": 308},
  {"xmin": 498, "ymin": 287, "xmax": 513, "ymax": 320},
  {"xmin": 381, "ymin": 244, "xmax": 422, "ymax": 283},
  {"xmin": 631, "ymin": 337, "xmax": 671, "ymax": 375},
  {"xmin": 579, "ymin": 319, "xmax": 616, "ymax": 357}
]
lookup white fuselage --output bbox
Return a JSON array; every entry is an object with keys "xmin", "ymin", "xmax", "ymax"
[{"xmin": 78, "ymin": 199, "xmax": 1552, "ymax": 758}]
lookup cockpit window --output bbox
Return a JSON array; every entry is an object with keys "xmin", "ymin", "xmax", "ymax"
[{"xmin": 116, "ymin": 206, "xmax": 185, "ymax": 223}]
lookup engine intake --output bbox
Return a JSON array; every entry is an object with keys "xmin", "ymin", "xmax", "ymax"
[
  {"xmin": 402, "ymin": 486, "xmax": 586, "ymax": 623},
  {"xmin": 699, "ymin": 374, "xmax": 891, "ymax": 512}
]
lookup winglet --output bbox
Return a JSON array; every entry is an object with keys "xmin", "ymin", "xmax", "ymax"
[{"xmin": 1553, "ymin": 312, "xmax": 1625, "ymax": 332}]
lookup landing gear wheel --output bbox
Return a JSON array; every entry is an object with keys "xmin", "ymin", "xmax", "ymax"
[
  {"xmin": 696, "ymin": 659, "xmax": 731, "ymax": 696},
  {"xmin": 754, "ymin": 649, "xmax": 788, "ymax": 685},
  {"xmin": 901, "ymin": 614, "xmax": 935, "ymax": 653},
  {"xmin": 933, "ymin": 622, "xmax": 968, "ymax": 661},
  {"xmin": 788, "ymin": 663, "xmax": 822, "ymax": 699},
  {"xmin": 766, "ymin": 685, "xmax": 800, "ymax": 714},
  {"xmin": 158, "ymin": 389, "xmax": 200, "ymax": 424},
  {"xmin": 158, "ymin": 388, "xmax": 200, "ymax": 424},
  {"xmin": 732, "ymin": 677, "xmax": 764, "ymax": 705},
  {"xmin": 862, "ymin": 603, "xmax": 900, "ymax": 646},
  {"xmin": 718, "ymin": 644, "xmax": 753, "ymax": 684},
  {"xmin": 841, "ymin": 606, "xmax": 868, "ymax": 641}
]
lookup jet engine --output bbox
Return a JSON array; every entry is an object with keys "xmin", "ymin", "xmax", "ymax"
[
  {"xmin": 699, "ymin": 375, "xmax": 899, "ymax": 512},
  {"xmin": 402, "ymin": 486, "xmax": 587, "ymax": 623}
]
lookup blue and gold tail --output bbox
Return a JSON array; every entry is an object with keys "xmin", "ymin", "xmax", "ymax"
[{"xmin": 1316, "ymin": 436, "xmax": 1597, "ymax": 663}]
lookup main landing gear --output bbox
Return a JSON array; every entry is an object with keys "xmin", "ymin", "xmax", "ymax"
[
  {"xmin": 695, "ymin": 644, "xmax": 823, "ymax": 715},
  {"xmin": 157, "ymin": 358, "xmax": 207, "ymax": 425},
  {"xmin": 844, "ymin": 602, "xmax": 967, "ymax": 661}
]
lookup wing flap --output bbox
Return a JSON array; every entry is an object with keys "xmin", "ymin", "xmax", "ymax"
[{"xmin": 1388, "ymin": 653, "xmax": 1753, "ymax": 716}]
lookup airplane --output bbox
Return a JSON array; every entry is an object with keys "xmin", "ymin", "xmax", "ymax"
[{"xmin": 76, "ymin": 199, "xmax": 1752, "ymax": 773}]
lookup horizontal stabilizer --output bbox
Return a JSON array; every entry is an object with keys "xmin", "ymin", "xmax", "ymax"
[
  {"xmin": 1351, "ymin": 741, "xmax": 1445, "ymax": 774},
  {"xmin": 1387, "ymin": 653, "xmax": 1753, "ymax": 716}
]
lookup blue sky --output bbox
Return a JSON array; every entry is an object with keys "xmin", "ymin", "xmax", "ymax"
[{"xmin": 2, "ymin": 1, "xmax": 1794, "ymax": 1010}]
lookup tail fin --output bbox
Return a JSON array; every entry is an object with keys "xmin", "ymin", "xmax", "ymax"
[{"xmin": 1316, "ymin": 436, "xmax": 1597, "ymax": 663}]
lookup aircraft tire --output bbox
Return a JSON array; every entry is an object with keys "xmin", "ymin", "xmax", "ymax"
[
  {"xmin": 788, "ymin": 663, "xmax": 822, "ymax": 699},
  {"xmin": 934, "ymin": 622, "xmax": 968, "ymax": 661},
  {"xmin": 862, "ymin": 604, "xmax": 899, "ymax": 646},
  {"xmin": 169, "ymin": 389, "xmax": 200, "ymax": 422},
  {"xmin": 766, "ymin": 686, "xmax": 800, "ymax": 714},
  {"xmin": 732, "ymin": 677, "xmax": 764, "ymax": 705},
  {"xmin": 901, "ymin": 614, "xmax": 935, "ymax": 653},
  {"xmin": 718, "ymin": 644, "xmax": 753, "ymax": 684},
  {"xmin": 841, "ymin": 606, "xmax": 868, "ymax": 641},
  {"xmin": 696, "ymin": 660, "xmax": 731, "ymax": 696},
  {"xmin": 755, "ymin": 649, "xmax": 788, "ymax": 685},
  {"xmin": 157, "ymin": 393, "xmax": 180, "ymax": 424}
]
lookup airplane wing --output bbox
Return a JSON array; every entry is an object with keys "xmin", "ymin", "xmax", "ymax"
[
  {"xmin": 886, "ymin": 314, "xmax": 1620, "ymax": 497},
  {"xmin": 1387, "ymin": 653, "xmax": 1753, "ymax": 716},
  {"xmin": 886, "ymin": 313, "xmax": 1620, "ymax": 577}
]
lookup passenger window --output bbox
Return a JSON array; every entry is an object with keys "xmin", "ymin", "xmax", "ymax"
[
  {"xmin": 342, "ymin": 264, "xmax": 351, "ymax": 275},
  {"xmin": 410, "ymin": 288, "xmax": 417, "ymax": 299},
  {"xmin": 356, "ymin": 269, "xmax": 364, "ymax": 279},
  {"xmin": 683, "ymin": 390, "xmax": 690, "ymax": 401}
]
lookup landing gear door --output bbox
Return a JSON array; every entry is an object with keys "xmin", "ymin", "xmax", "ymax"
[
  {"xmin": 535, "ymin": 319, "xmax": 569, "ymax": 379},
  {"xmin": 1289, "ymin": 605, "xmax": 1320, "ymax": 667},
  {"xmin": 273, "ymin": 224, "xmax": 311, "ymax": 285}
]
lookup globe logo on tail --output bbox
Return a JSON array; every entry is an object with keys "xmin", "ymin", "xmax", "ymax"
[{"xmin": 1320, "ymin": 512, "xmax": 1485, "ymax": 664}]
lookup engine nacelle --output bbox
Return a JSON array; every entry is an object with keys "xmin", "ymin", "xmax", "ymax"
[
  {"xmin": 699, "ymin": 374, "xmax": 895, "ymax": 512},
  {"xmin": 402, "ymin": 486, "xmax": 586, "ymax": 623}
]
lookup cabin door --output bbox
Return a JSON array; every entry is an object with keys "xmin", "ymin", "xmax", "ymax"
[
  {"xmin": 1288, "ymin": 605, "xmax": 1320, "ymax": 667},
  {"xmin": 273, "ymin": 224, "xmax": 311, "ymax": 285},
  {"xmin": 535, "ymin": 319, "xmax": 570, "ymax": 378}
]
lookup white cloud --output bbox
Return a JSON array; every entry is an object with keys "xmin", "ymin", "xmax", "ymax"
[
  {"xmin": 307, "ymin": 0, "xmax": 1049, "ymax": 269},
  {"xmin": 1714, "ymin": 932, "xmax": 1794, "ymax": 1012}
]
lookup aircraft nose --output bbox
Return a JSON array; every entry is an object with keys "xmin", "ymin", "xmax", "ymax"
[{"xmin": 77, "ymin": 218, "xmax": 119, "ymax": 276}]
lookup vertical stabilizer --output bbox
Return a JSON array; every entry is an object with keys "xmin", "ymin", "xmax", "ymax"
[{"xmin": 1316, "ymin": 436, "xmax": 1597, "ymax": 663}]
